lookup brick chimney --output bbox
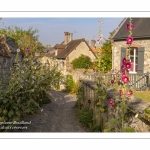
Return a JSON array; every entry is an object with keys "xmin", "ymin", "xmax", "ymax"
[
  {"xmin": 91, "ymin": 40, "xmax": 96, "ymax": 48},
  {"xmin": 64, "ymin": 32, "xmax": 73, "ymax": 44}
]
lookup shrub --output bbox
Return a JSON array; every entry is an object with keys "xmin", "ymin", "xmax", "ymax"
[
  {"xmin": 78, "ymin": 106, "xmax": 93, "ymax": 128},
  {"xmin": 64, "ymin": 75, "xmax": 75, "ymax": 93},
  {"xmin": 71, "ymin": 54, "xmax": 92, "ymax": 69}
]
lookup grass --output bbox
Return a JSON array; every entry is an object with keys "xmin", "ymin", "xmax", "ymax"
[{"xmin": 133, "ymin": 90, "xmax": 150, "ymax": 102}]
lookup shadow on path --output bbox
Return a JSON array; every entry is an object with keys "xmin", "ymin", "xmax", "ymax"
[{"xmin": 15, "ymin": 90, "xmax": 90, "ymax": 132}]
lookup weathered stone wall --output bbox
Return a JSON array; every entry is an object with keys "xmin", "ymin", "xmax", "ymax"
[
  {"xmin": 112, "ymin": 39, "xmax": 150, "ymax": 73},
  {"xmin": 80, "ymin": 80, "xmax": 150, "ymax": 132}
]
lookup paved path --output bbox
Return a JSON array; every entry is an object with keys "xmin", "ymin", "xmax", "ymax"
[{"xmin": 17, "ymin": 90, "xmax": 89, "ymax": 132}]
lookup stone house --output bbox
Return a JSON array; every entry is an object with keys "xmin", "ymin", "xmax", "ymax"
[
  {"xmin": 0, "ymin": 35, "xmax": 22, "ymax": 84},
  {"xmin": 111, "ymin": 18, "xmax": 150, "ymax": 74},
  {"xmin": 49, "ymin": 32, "xmax": 97, "ymax": 74}
]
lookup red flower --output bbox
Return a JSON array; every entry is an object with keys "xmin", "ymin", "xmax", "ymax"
[
  {"xmin": 110, "ymin": 79, "xmax": 115, "ymax": 84},
  {"xmin": 126, "ymin": 22, "xmax": 135, "ymax": 30},
  {"xmin": 25, "ymin": 47, "xmax": 30, "ymax": 52},
  {"xmin": 121, "ymin": 65, "xmax": 125, "ymax": 74},
  {"xmin": 88, "ymin": 100, "xmax": 91, "ymax": 104},
  {"xmin": 122, "ymin": 57, "xmax": 126, "ymax": 65},
  {"xmin": 108, "ymin": 98, "xmax": 115, "ymax": 107},
  {"xmin": 125, "ymin": 61, "xmax": 131, "ymax": 70},
  {"xmin": 119, "ymin": 89, "xmax": 123, "ymax": 96},
  {"xmin": 126, "ymin": 36, "xmax": 134, "ymax": 44},
  {"xmin": 126, "ymin": 90, "xmax": 133, "ymax": 97},
  {"xmin": 121, "ymin": 74, "xmax": 129, "ymax": 83}
]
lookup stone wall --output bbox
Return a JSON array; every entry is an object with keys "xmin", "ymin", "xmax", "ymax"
[
  {"xmin": 112, "ymin": 39, "xmax": 150, "ymax": 73},
  {"xmin": 79, "ymin": 80, "xmax": 150, "ymax": 132}
]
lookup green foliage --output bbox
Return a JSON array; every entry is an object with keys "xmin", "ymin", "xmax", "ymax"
[
  {"xmin": 71, "ymin": 54, "xmax": 92, "ymax": 69},
  {"xmin": 0, "ymin": 49, "xmax": 62, "ymax": 131},
  {"xmin": 0, "ymin": 25, "xmax": 45, "ymax": 54},
  {"xmin": 93, "ymin": 40, "xmax": 112, "ymax": 73},
  {"xmin": 121, "ymin": 127, "xmax": 135, "ymax": 132},
  {"xmin": 64, "ymin": 75, "xmax": 75, "ymax": 93},
  {"xmin": 78, "ymin": 106, "xmax": 93, "ymax": 128}
]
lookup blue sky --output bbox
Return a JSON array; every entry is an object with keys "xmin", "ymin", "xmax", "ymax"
[{"xmin": 0, "ymin": 18, "xmax": 123, "ymax": 47}]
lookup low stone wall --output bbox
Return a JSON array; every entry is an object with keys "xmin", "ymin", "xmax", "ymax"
[{"xmin": 79, "ymin": 80, "xmax": 150, "ymax": 132}]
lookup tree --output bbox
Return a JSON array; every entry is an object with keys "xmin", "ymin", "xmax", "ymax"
[
  {"xmin": 92, "ymin": 39, "xmax": 112, "ymax": 73},
  {"xmin": 0, "ymin": 25, "xmax": 45, "ymax": 55},
  {"xmin": 71, "ymin": 54, "xmax": 92, "ymax": 69}
]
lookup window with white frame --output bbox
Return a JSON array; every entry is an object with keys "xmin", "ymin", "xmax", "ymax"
[{"xmin": 129, "ymin": 48, "xmax": 138, "ymax": 73}]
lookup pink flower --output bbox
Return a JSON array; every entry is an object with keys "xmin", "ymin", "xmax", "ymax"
[
  {"xmin": 110, "ymin": 79, "xmax": 115, "ymax": 84},
  {"xmin": 119, "ymin": 89, "xmax": 123, "ymax": 96},
  {"xmin": 125, "ymin": 61, "xmax": 131, "ymax": 70},
  {"xmin": 121, "ymin": 65, "xmax": 125, "ymax": 74},
  {"xmin": 122, "ymin": 57, "xmax": 126, "ymax": 65},
  {"xmin": 25, "ymin": 47, "xmax": 30, "ymax": 52},
  {"xmin": 126, "ymin": 22, "xmax": 135, "ymax": 30},
  {"xmin": 94, "ymin": 73, "xmax": 99, "ymax": 78},
  {"xmin": 126, "ymin": 36, "xmax": 134, "ymax": 44},
  {"xmin": 126, "ymin": 90, "xmax": 133, "ymax": 97},
  {"xmin": 108, "ymin": 98, "xmax": 115, "ymax": 107},
  {"xmin": 121, "ymin": 74, "xmax": 129, "ymax": 83}
]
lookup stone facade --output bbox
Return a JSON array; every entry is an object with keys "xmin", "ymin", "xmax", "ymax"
[{"xmin": 112, "ymin": 39, "xmax": 150, "ymax": 73}]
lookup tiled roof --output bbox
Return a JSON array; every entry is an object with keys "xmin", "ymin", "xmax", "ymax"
[
  {"xmin": 113, "ymin": 18, "xmax": 150, "ymax": 41},
  {"xmin": 50, "ymin": 38, "xmax": 97, "ymax": 59}
]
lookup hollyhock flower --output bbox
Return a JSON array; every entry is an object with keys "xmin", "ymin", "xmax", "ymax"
[
  {"xmin": 125, "ymin": 61, "xmax": 131, "ymax": 70},
  {"xmin": 119, "ymin": 89, "xmax": 123, "ymax": 96},
  {"xmin": 88, "ymin": 100, "xmax": 91, "ymax": 104},
  {"xmin": 122, "ymin": 57, "xmax": 126, "ymax": 65},
  {"xmin": 121, "ymin": 74, "xmax": 129, "ymax": 83},
  {"xmin": 80, "ymin": 103, "xmax": 84, "ymax": 109},
  {"xmin": 126, "ymin": 89, "xmax": 133, "ymax": 97},
  {"xmin": 110, "ymin": 79, "xmax": 115, "ymax": 84},
  {"xmin": 25, "ymin": 48, "xmax": 30, "ymax": 52},
  {"xmin": 108, "ymin": 98, "xmax": 115, "ymax": 107},
  {"xmin": 118, "ymin": 80, "xmax": 122, "ymax": 85},
  {"xmin": 126, "ymin": 22, "xmax": 135, "ymax": 30},
  {"xmin": 126, "ymin": 36, "xmax": 134, "ymax": 44}
]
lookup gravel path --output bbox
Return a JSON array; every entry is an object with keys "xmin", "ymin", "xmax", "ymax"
[{"xmin": 14, "ymin": 90, "xmax": 90, "ymax": 132}]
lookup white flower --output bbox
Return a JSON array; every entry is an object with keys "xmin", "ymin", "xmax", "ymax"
[
  {"xmin": 41, "ymin": 109, "xmax": 43, "ymax": 112},
  {"xmin": 135, "ymin": 113, "xmax": 139, "ymax": 118},
  {"xmin": 31, "ymin": 76, "xmax": 36, "ymax": 79},
  {"xmin": 21, "ymin": 70, "xmax": 24, "ymax": 74},
  {"xmin": 24, "ymin": 58, "xmax": 28, "ymax": 62},
  {"xmin": 35, "ymin": 53, "xmax": 39, "ymax": 56},
  {"xmin": 31, "ymin": 61, "xmax": 35, "ymax": 65},
  {"xmin": 17, "ymin": 49, "xmax": 20, "ymax": 52},
  {"xmin": 31, "ymin": 89, "xmax": 34, "ymax": 92}
]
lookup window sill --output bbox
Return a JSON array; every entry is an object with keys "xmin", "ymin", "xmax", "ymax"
[{"xmin": 129, "ymin": 72, "xmax": 137, "ymax": 74}]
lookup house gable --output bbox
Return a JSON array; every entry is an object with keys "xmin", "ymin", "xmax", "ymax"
[
  {"xmin": 68, "ymin": 41, "xmax": 96, "ymax": 62},
  {"xmin": 113, "ymin": 18, "xmax": 150, "ymax": 41}
]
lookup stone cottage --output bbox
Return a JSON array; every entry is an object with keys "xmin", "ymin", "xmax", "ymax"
[
  {"xmin": 111, "ymin": 18, "xmax": 150, "ymax": 74},
  {"xmin": 49, "ymin": 32, "xmax": 97, "ymax": 74},
  {"xmin": 0, "ymin": 35, "xmax": 22, "ymax": 85}
]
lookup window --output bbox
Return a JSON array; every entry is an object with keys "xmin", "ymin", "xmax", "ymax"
[
  {"xmin": 121, "ymin": 47, "xmax": 145, "ymax": 74},
  {"xmin": 129, "ymin": 48, "xmax": 138, "ymax": 73}
]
